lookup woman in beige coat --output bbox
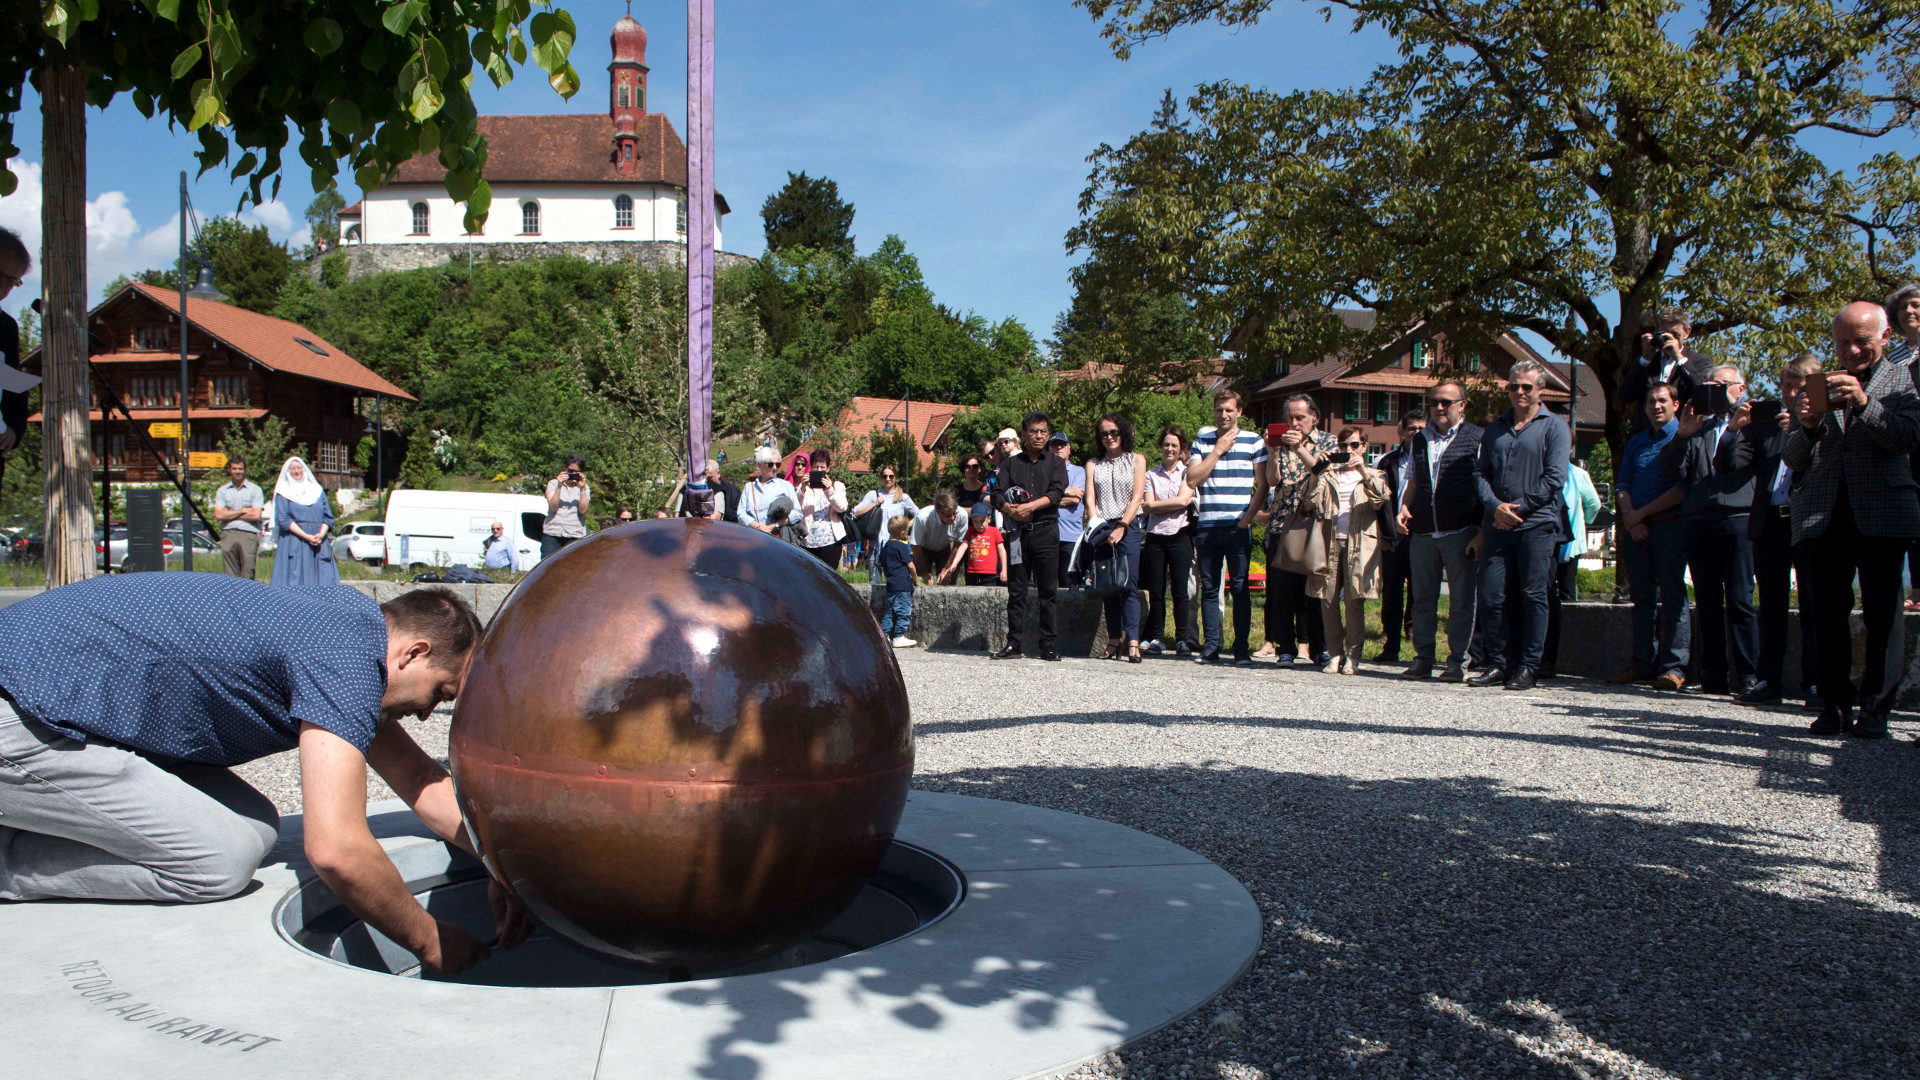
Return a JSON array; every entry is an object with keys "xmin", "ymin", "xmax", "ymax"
[{"xmin": 1304, "ymin": 427, "xmax": 1393, "ymax": 674}]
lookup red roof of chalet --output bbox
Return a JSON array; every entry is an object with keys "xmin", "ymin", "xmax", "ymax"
[{"xmin": 787, "ymin": 396, "xmax": 972, "ymax": 474}]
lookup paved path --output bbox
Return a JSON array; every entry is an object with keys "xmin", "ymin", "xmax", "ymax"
[{"xmin": 239, "ymin": 653, "xmax": 1920, "ymax": 1080}]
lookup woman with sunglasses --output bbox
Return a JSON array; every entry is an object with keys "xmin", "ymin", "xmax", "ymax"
[
  {"xmin": 854, "ymin": 465, "xmax": 919, "ymax": 563},
  {"xmin": 1140, "ymin": 426, "xmax": 1196, "ymax": 655},
  {"xmin": 1302, "ymin": 427, "xmax": 1392, "ymax": 674},
  {"xmin": 1084, "ymin": 413, "xmax": 1148, "ymax": 661},
  {"xmin": 953, "ymin": 454, "xmax": 993, "ymax": 512}
]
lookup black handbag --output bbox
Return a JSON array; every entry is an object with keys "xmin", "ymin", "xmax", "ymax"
[{"xmin": 1088, "ymin": 535, "xmax": 1137, "ymax": 596}]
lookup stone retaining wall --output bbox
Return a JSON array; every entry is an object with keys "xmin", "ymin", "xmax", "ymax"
[{"xmin": 315, "ymin": 241, "xmax": 753, "ymax": 281}]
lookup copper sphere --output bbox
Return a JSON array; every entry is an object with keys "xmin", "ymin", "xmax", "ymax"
[{"xmin": 450, "ymin": 519, "xmax": 914, "ymax": 969}]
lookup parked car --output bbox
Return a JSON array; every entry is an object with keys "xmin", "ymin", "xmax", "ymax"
[
  {"xmin": 332, "ymin": 522, "xmax": 387, "ymax": 565},
  {"xmin": 98, "ymin": 526, "xmax": 219, "ymax": 570},
  {"xmin": 382, "ymin": 490, "xmax": 545, "ymax": 570}
]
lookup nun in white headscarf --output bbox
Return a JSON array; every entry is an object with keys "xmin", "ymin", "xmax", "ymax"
[{"xmin": 269, "ymin": 455, "xmax": 339, "ymax": 588}]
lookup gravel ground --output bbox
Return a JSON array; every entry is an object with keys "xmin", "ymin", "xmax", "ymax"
[{"xmin": 236, "ymin": 652, "xmax": 1920, "ymax": 1080}]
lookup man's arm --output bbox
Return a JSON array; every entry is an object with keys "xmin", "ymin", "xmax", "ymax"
[
  {"xmin": 1518, "ymin": 421, "xmax": 1569, "ymax": 517},
  {"xmin": 365, "ymin": 718, "xmax": 470, "ymax": 853},
  {"xmin": 298, "ymin": 724, "xmax": 490, "ymax": 976},
  {"xmin": 1185, "ymin": 432, "xmax": 1230, "ymax": 486},
  {"xmin": 1637, "ymin": 485, "xmax": 1686, "ymax": 519},
  {"xmin": 1474, "ymin": 429, "xmax": 1502, "ymax": 512}
]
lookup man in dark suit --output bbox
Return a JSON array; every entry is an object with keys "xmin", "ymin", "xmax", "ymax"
[
  {"xmin": 1372, "ymin": 412, "xmax": 1424, "ymax": 662},
  {"xmin": 1397, "ymin": 381, "xmax": 1483, "ymax": 682},
  {"xmin": 1740, "ymin": 356, "xmax": 1821, "ymax": 708},
  {"xmin": 1784, "ymin": 302, "xmax": 1920, "ymax": 739},
  {"xmin": 1658, "ymin": 364, "xmax": 1763, "ymax": 696},
  {"xmin": 0, "ymin": 227, "xmax": 30, "ymax": 456}
]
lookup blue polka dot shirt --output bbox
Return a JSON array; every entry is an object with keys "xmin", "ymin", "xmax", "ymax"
[{"xmin": 0, "ymin": 573, "xmax": 388, "ymax": 766}]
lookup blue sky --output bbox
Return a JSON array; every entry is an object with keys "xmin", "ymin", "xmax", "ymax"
[
  {"xmin": 0, "ymin": 1, "xmax": 1910, "ymax": 358},
  {"xmin": 0, "ymin": 0, "xmax": 1389, "ymax": 344}
]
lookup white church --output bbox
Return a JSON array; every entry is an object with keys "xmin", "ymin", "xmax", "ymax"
[{"xmin": 334, "ymin": 12, "xmax": 728, "ymax": 266}]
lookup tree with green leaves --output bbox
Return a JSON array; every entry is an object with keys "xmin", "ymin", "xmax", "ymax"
[
  {"xmin": 761, "ymin": 171, "xmax": 857, "ymax": 257},
  {"xmin": 208, "ymin": 221, "xmax": 294, "ymax": 312},
  {"xmin": 1071, "ymin": 0, "xmax": 1920, "ymax": 469},
  {"xmin": 217, "ymin": 414, "xmax": 303, "ymax": 488},
  {"xmin": 8, "ymin": 0, "xmax": 580, "ymax": 584},
  {"xmin": 306, "ymin": 185, "xmax": 346, "ymax": 249}
]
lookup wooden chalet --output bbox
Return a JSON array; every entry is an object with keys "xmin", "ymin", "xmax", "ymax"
[
  {"xmin": 1247, "ymin": 311, "xmax": 1604, "ymax": 461},
  {"xmin": 27, "ymin": 283, "xmax": 414, "ymax": 488},
  {"xmin": 785, "ymin": 396, "xmax": 973, "ymax": 476}
]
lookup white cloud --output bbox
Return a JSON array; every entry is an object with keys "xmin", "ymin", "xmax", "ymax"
[{"xmin": 0, "ymin": 160, "xmax": 315, "ymax": 311}]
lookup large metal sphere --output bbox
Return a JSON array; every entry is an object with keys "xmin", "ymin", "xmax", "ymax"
[{"xmin": 450, "ymin": 519, "xmax": 913, "ymax": 969}]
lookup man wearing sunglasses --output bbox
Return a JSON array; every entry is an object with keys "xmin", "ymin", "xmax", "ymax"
[
  {"xmin": 1468, "ymin": 361, "xmax": 1571, "ymax": 691},
  {"xmin": 1397, "ymin": 381, "xmax": 1484, "ymax": 681},
  {"xmin": 0, "ymin": 227, "xmax": 32, "ymax": 456}
]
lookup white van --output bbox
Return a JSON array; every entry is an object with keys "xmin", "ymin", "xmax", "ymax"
[{"xmin": 382, "ymin": 489, "xmax": 548, "ymax": 570}]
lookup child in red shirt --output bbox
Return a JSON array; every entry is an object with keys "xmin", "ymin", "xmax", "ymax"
[{"xmin": 963, "ymin": 503, "xmax": 1006, "ymax": 586}]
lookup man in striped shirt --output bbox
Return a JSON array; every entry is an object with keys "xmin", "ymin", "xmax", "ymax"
[{"xmin": 1189, "ymin": 389, "xmax": 1269, "ymax": 664}]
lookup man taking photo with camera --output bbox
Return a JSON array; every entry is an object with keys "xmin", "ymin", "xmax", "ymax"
[
  {"xmin": 1658, "ymin": 365, "xmax": 1763, "ymax": 697},
  {"xmin": 1785, "ymin": 301, "xmax": 1920, "ymax": 739}
]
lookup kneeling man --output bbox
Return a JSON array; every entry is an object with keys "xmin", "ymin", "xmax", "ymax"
[{"xmin": 0, "ymin": 574, "xmax": 523, "ymax": 976}]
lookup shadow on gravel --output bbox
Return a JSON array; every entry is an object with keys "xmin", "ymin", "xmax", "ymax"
[{"xmin": 913, "ymin": 751, "xmax": 1919, "ymax": 1079}]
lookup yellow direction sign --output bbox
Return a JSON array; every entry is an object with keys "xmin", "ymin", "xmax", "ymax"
[
  {"xmin": 187, "ymin": 451, "xmax": 228, "ymax": 469},
  {"xmin": 148, "ymin": 422, "xmax": 187, "ymax": 439}
]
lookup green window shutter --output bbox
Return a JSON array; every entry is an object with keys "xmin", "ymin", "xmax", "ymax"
[
  {"xmin": 1343, "ymin": 390, "xmax": 1358, "ymax": 420},
  {"xmin": 1467, "ymin": 351, "xmax": 1482, "ymax": 373},
  {"xmin": 1411, "ymin": 341, "xmax": 1427, "ymax": 370},
  {"xmin": 1373, "ymin": 391, "xmax": 1389, "ymax": 423}
]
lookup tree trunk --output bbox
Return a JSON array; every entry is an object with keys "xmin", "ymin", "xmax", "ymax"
[{"xmin": 40, "ymin": 61, "xmax": 95, "ymax": 586}]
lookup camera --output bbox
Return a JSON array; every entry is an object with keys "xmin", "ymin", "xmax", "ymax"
[
  {"xmin": 567, "ymin": 469, "xmax": 582, "ymax": 483},
  {"xmin": 1749, "ymin": 399, "xmax": 1783, "ymax": 427},
  {"xmin": 809, "ymin": 469, "xmax": 827, "ymax": 489},
  {"xmin": 1327, "ymin": 451, "xmax": 1353, "ymax": 465},
  {"xmin": 1689, "ymin": 382, "xmax": 1731, "ymax": 415}
]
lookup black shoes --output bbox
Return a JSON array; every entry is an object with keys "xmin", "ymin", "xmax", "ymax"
[
  {"xmin": 1809, "ymin": 706, "xmax": 1854, "ymax": 737},
  {"xmin": 1467, "ymin": 667, "xmax": 1507, "ymax": 688},
  {"xmin": 1683, "ymin": 680, "xmax": 1730, "ymax": 695},
  {"xmin": 1198, "ymin": 644, "xmax": 1223, "ymax": 664},
  {"xmin": 1503, "ymin": 669, "xmax": 1537, "ymax": 691},
  {"xmin": 1851, "ymin": 712, "xmax": 1889, "ymax": 739},
  {"xmin": 1233, "ymin": 651, "xmax": 1253, "ymax": 667},
  {"xmin": 1040, "ymin": 647, "xmax": 1060, "ymax": 662},
  {"xmin": 1734, "ymin": 682, "xmax": 1783, "ymax": 707},
  {"xmin": 1438, "ymin": 663, "xmax": 1467, "ymax": 683},
  {"xmin": 1371, "ymin": 646, "xmax": 1401, "ymax": 663},
  {"xmin": 1175, "ymin": 640, "xmax": 1193, "ymax": 657},
  {"xmin": 990, "ymin": 645, "xmax": 1022, "ymax": 661},
  {"xmin": 1400, "ymin": 659, "xmax": 1434, "ymax": 681}
]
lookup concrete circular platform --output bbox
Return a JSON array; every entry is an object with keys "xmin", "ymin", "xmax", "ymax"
[{"xmin": 0, "ymin": 790, "xmax": 1260, "ymax": 1080}]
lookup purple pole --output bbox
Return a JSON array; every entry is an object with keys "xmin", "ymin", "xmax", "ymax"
[{"xmin": 685, "ymin": 0, "xmax": 716, "ymax": 510}]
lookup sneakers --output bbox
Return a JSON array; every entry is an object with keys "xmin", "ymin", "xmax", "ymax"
[
  {"xmin": 890, "ymin": 636, "xmax": 918, "ymax": 649},
  {"xmin": 1175, "ymin": 639, "xmax": 1193, "ymax": 657},
  {"xmin": 1145, "ymin": 639, "xmax": 1164, "ymax": 654},
  {"xmin": 1275, "ymin": 653, "xmax": 1296, "ymax": 668},
  {"xmin": 1198, "ymin": 645, "xmax": 1223, "ymax": 664}
]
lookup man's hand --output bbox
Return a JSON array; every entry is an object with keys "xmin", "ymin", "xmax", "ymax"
[
  {"xmin": 1621, "ymin": 508, "xmax": 1642, "ymax": 531},
  {"xmin": 1396, "ymin": 505, "xmax": 1413, "ymax": 533},
  {"xmin": 1465, "ymin": 534, "xmax": 1482, "ymax": 560},
  {"xmin": 1494, "ymin": 503, "xmax": 1523, "ymax": 530},
  {"xmin": 489, "ymin": 880, "xmax": 535, "ymax": 952},
  {"xmin": 1726, "ymin": 400, "xmax": 1752, "ymax": 432},
  {"xmin": 242, "ymin": 506, "xmax": 263, "ymax": 522},
  {"xmin": 0, "ymin": 429, "xmax": 17, "ymax": 452},
  {"xmin": 1629, "ymin": 522, "xmax": 1650, "ymax": 542},
  {"xmin": 1791, "ymin": 385, "xmax": 1821, "ymax": 429},
  {"xmin": 1674, "ymin": 405, "xmax": 1705, "ymax": 439},
  {"xmin": 1279, "ymin": 429, "xmax": 1303, "ymax": 449},
  {"xmin": 1776, "ymin": 402, "xmax": 1793, "ymax": 430},
  {"xmin": 420, "ymin": 920, "xmax": 492, "ymax": 977},
  {"xmin": 1825, "ymin": 372, "xmax": 1868, "ymax": 410}
]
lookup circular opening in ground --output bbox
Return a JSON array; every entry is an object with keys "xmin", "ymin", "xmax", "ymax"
[{"xmin": 272, "ymin": 839, "xmax": 965, "ymax": 987}]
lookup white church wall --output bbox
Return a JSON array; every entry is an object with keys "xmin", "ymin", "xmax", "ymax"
[{"xmin": 363, "ymin": 183, "xmax": 723, "ymax": 249}]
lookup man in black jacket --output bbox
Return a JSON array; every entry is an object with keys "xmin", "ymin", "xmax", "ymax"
[
  {"xmin": 1740, "ymin": 356, "xmax": 1821, "ymax": 708},
  {"xmin": 1618, "ymin": 305, "xmax": 1715, "ymax": 435},
  {"xmin": 991, "ymin": 411, "xmax": 1069, "ymax": 661},
  {"xmin": 0, "ymin": 227, "xmax": 31, "ymax": 456},
  {"xmin": 1396, "ymin": 382, "xmax": 1483, "ymax": 682},
  {"xmin": 1373, "ymin": 413, "xmax": 1424, "ymax": 661},
  {"xmin": 1658, "ymin": 364, "xmax": 1763, "ymax": 696}
]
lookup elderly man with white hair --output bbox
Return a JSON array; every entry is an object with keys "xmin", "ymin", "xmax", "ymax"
[{"xmin": 1785, "ymin": 300, "xmax": 1920, "ymax": 739}]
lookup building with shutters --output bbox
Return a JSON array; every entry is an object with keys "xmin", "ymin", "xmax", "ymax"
[
  {"xmin": 328, "ymin": 12, "xmax": 735, "ymax": 277},
  {"xmin": 24, "ymin": 283, "xmax": 414, "ymax": 489},
  {"xmin": 1246, "ymin": 311, "xmax": 1604, "ymax": 461}
]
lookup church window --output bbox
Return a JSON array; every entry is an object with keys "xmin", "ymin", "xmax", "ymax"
[
  {"xmin": 676, "ymin": 196, "xmax": 687, "ymax": 238},
  {"xmin": 614, "ymin": 195, "xmax": 633, "ymax": 229},
  {"xmin": 410, "ymin": 202, "xmax": 429, "ymax": 235},
  {"xmin": 522, "ymin": 201, "xmax": 541, "ymax": 235}
]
